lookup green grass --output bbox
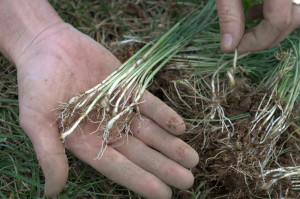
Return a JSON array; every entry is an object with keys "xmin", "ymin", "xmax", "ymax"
[{"xmin": 0, "ymin": 62, "xmax": 43, "ymax": 198}]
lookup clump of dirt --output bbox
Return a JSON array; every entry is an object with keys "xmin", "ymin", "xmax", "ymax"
[
  {"xmin": 149, "ymin": 67, "xmax": 300, "ymax": 199},
  {"xmin": 113, "ymin": 44, "xmax": 140, "ymax": 63}
]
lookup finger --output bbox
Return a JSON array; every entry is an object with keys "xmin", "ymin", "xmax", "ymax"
[
  {"xmin": 19, "ymin": 106, "xmax": 69, "ymax": 197},
  {"xmin": 274, "ymin": 4, "xmax": 300, "ymax": 44},
  {"xmin": 114, "ymin": 135, "xmax": 194, "ymax": 190},
  {"xmin": 247, "ymin": 4, "xmax": 263, "ymax": 20},
  {"xmin": 135, "ymin": 91, "xmax": 185, "ymax": 135},
  {"xmin": 130, "ymin": 116, "xmax": 199, "ymax": 168},
  {"xmin": 293, "ymin": 4, "xmax": 300, "ymax": 27},
  {"xmin": 215, "ymin": 0, "xmax": 245, "ymax": 52},
  {"xmin": 65, "ymin": 133, "xmax": 172, "ymax": 199},
  {"xmin": 271, "ymin": 4, "xmax": 300, "ymax": 45},
  {"xmin": 238, "ymin": 0, "xmax": 293, "ymax": 54}
]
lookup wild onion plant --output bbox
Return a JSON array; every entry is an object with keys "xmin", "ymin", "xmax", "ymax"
[
  {"xmin": 256, "ymin": 40, "xmax": 300, "ymax": 189},
  {"xmin": 58, "ymin": 1, "xmax": 216, "ymax": 158}
]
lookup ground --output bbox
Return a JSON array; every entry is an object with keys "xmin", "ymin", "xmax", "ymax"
[{"xmin": 0, "ymin": 1, "xmax": 299, "ymax": 199}]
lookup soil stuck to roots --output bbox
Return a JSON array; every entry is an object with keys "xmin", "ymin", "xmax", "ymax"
[{"xmin": 148, "ymin": 67, "xmax": 300, "ymax": 199}]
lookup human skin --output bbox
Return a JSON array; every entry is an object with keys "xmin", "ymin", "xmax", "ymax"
[
  {"xmin": 0, "ymin": 1, "xmax": 199, "ymax": 198},
  {"xmin": 215, "ymin": 0, "xmax": 300, "ymax": 54}
]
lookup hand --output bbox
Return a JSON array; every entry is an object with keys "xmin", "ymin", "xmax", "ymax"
[
  {"xmin": 16, "ymin": 22, "xmax": 199, "ymax": 198},
  {"xmin": 215, "ymin": 0, "xmax": 300, "ymax": 54}
]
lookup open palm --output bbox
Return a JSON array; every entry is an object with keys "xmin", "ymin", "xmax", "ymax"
[{"xmin": 16, "ymin": 23, "xmax": 199, "ymax": 198}]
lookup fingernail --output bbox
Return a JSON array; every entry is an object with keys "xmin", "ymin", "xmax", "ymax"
[{"xmin": 221, "ymin": 33, "xmax": 232, "ymax": 51}]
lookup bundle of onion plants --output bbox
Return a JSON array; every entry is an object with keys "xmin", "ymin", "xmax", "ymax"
[
  {"xmin": 157, "ymin": 25, "xmax": 300, "ymax": 196},
  {"xmin": 58, "ymin": 1, "xmax": 216, "ymax": 158}
]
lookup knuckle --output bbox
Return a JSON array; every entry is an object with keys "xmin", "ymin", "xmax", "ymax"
[
  {"xmin": 174, "ymin": 139, "xmax": 189, "ymax": 162},
  {"xmin": 218, "ymin": 7, "xmax": 242, "ymax": 26}
]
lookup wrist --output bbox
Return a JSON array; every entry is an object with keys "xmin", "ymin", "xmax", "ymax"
[{"xmin": 0, "ymin": 0, "xmax": 64, "ymax": 66}]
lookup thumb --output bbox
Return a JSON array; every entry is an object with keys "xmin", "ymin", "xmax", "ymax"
[
  {"xmin": 19, "ymin": 107, "xmax": 69, "ymax": 197},
  {"xmin": 215, "ymin": 0, "xmax": 245, "ymax": 52}
]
